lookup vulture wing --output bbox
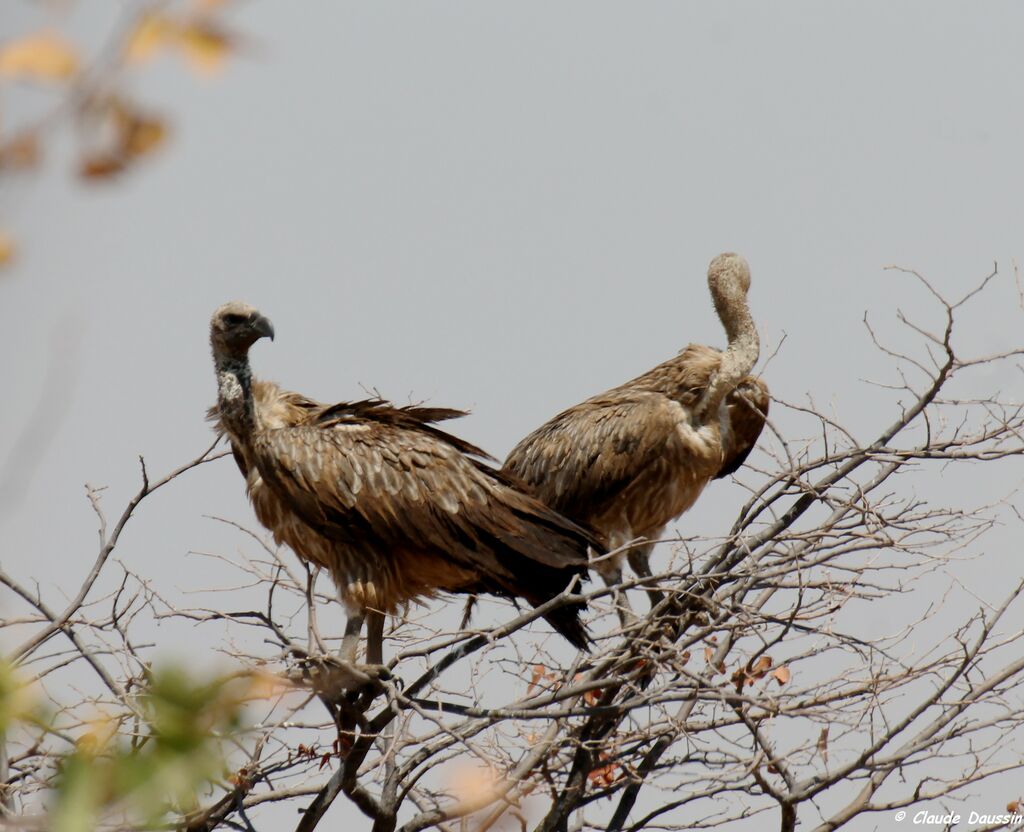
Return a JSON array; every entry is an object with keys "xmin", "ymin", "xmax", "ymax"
[
  {"xmin": 248, "ymin": 406, "xmax": 596, "ymax": 648},
  {"xmin": 608, "ymin": 346, "xmax": 769, "ymax": 482},
  {"xmin": 504, "ymin": 391, "xmax": 685, "ymax": 525},
  {"xmin": 716, "ymin": 377, "xmax": 769, "ymax": 479}
]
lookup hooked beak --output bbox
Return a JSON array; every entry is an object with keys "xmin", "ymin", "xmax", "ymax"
[{"xmin": 253, "ymin": 314, "xmax": 275, "ymax": 341}]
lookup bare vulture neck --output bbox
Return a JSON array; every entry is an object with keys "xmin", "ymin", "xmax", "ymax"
[
  {"xmin": 214, "ymin": 352, "xmax": 257, "ymax": 439},
  {"xmin": 694, "ymin": 288, "xmax": 760, "ymax": 424}
]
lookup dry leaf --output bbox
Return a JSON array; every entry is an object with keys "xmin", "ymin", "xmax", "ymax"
[
  {"xmin": 772, "ymin": 666, "xmax": 791, "ymax": 686},
  {"xmin": 124, "ymin": 14, "xmax": 179, "ymax": 64},
  {"xmin": 749, "ymin": 656, "xmax": 773, "ymax": 680},
  {"xmin": 0, "ymin": 134, "xmax": 41, "ymax": 171},
  {"xmin": 122, "ymin": 114, "xmax": 168, "ymax": 158},
  {"xmin": 528, "ymin": 664, "xmax": 560, "ymax": 696},
  {"xmin": 0, "ymin": 31, "xmax": 79, "ymax": 81},
  {"xmin": 1008, "ymin": 801, "xmax": 1020, "ymax": 813},
  {"xmin": 77, "ymin": 98, "xmax": 168, "ymax": 180},
  {"xmin": 0, "ymin": 230, "xmax": 15, "ymax": 266},
  {"xmin": 527, "ymin": 664, "xmax": 546, "ymax": 696},
  {"xmin": 817, "ymin": 727, "xmax": 829, "ymax": 764},
  {"xmin": 574, "ymin": 674, "xmax": 602, "ymax": 706},
  {"xmin": 126, "ymin": 11, "xmax": 236, "ymax": 75},
  {"xmin": 587, "ymin": 753, "xmax": 621, "ymax": 789},
  {"xmin": 79, "ymin": 154, "xmax": 127, "ymax": 180},
  {"xmin": 178, "ymin": 21, "xmax": 232, "ymax": 75}
]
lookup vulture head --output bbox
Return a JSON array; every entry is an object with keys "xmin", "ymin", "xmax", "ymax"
[
  {"xmin": 210, "ymin": 302, "xmax": 275, "ymax": 360},
  {"xmin": 707, "ymin": 253, "xmax": 751, "ymax": 311}
]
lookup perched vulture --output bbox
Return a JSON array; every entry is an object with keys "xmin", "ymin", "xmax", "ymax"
[
  {"xmin": 209, "ymin": 303, "xmax": 600, "ymax": 672},
  {"xmin": 504, "ymin": 253, "xmax": 768, "ymax": 611}
]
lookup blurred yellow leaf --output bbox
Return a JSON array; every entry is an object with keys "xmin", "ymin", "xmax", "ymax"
[
  {"xmin": 0, "ymin": 230, "xmax": 15, "ymax": 267},
  {"xmin": 0, "ymin": 133, "xmax": 41, "ymax": 171},
  {"xmin": 178, "ymin": 22, "xmax": 232, "ymax": 76},
  {"xmin": 124, "ymin": 14, "xmax": 179, "ymax": 64},
  {"xmin": 0, "ymin": 31, "xmax": 79, "ymax": 81}
]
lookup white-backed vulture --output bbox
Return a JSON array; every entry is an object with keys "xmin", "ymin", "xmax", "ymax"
[
  {"xmin": 503, "ymin": 253, "xmax": 767, "ymax": 611},
  {"xmin": 209, "ymin": 303, "xmax": 599, "ymax": 673}
]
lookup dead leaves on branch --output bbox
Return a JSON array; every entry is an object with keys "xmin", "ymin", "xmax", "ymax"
[
  {"xmin": 731, "ymin": 655, "xmax": 792, "ymax": 693},
  {"xmin": 0, "ymin": 1, "xmax": 244, "ymax": 266},
  {"xmin": 587, "ymin": 752, "xmax": 623, "ymax": 789},
  {"xmin": 125, "ymin": 12, "xmax": 238, "ymax": 77},
  {"xmin": 78, "ymin": 97, "xmax": 169, "ymax": 181}
]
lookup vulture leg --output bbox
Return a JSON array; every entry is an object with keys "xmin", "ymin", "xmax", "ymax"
[
  {"xmin": 339, "ymin": 611, "xmax": 365, "ymax": 666},
  {"xmin": 329, "ymin": 610, "xmax": 389, "ymax": 691},
  {"xmin": 365, "ymin": 609, "xmax": 385, "ymax": 666},
  {"xmin": 601, "ymin": 567, "xmax": 637, "ymax": 629},
  {"xmin": 627, "ymin": 542, "xmax": 665, "ymax": 611},
  {"xmin": 602, "ymin": 531, "xmax": 639, "ymax": 628}
]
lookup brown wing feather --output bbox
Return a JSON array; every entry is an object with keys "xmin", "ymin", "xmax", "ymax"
[
  {"xmin": 504, "ymin": 345, "xmax": 725, "ymax": 525},
  {"xmin": 209, "ymin": 382, "xmax": 596, "ymax": 647},
  {"xmin": 504, "ymin": 391, "xmax": 685, "ymax": 529},
  {"xmin": 314, "ymin": 399, "xmax": 495, "ymax": 461},
  {"xmin": 504, "ymin": 345, "xmax": 768, "ymax": 547},
  {"xmin": 247, "ymin": 408, "xmax": 597, "ymax": 649},
  {"xmin": 716, "ymin": 376, "xmax": 769, "ymax": 479}
]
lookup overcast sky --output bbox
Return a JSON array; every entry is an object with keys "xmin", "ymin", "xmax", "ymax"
[{"xmin": 2, "ymin": 2, "xmax": 1023, "ymax": 829}]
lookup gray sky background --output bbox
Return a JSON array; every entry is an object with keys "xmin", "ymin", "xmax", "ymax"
[{"xmin": 2, "ymin": 2, "xmax": 1023, "ymax": 829}]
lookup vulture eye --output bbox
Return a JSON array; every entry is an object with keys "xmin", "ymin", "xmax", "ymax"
[{"xmin": 223, "ymin": 313, "xmax": 247, "ymax": 326}]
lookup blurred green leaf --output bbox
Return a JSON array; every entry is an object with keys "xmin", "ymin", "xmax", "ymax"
[{"xmin": 49, "ymin": 665, "xmax": 253, "ymax": 830}]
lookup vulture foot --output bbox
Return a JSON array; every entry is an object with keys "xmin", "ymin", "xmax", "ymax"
[
  {"xmin": 626, "ymin": 548, "xmax": 665, "ymax": 612},
  {"xmin": 292, "ymin": 656, "xmax": 392, "ymax": 697},
  {"xmin": 599, "ymin": 568, "xmax": 639, "ymax": 630}
]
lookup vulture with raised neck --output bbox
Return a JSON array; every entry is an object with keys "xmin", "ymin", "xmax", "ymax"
[
  {"xmin": 503, "ymin": 253, "xmax": 768, "ymax": 614},
  {"xmin": 209, "ymin": 302, "xmax": 599, "ymax": 676}
]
